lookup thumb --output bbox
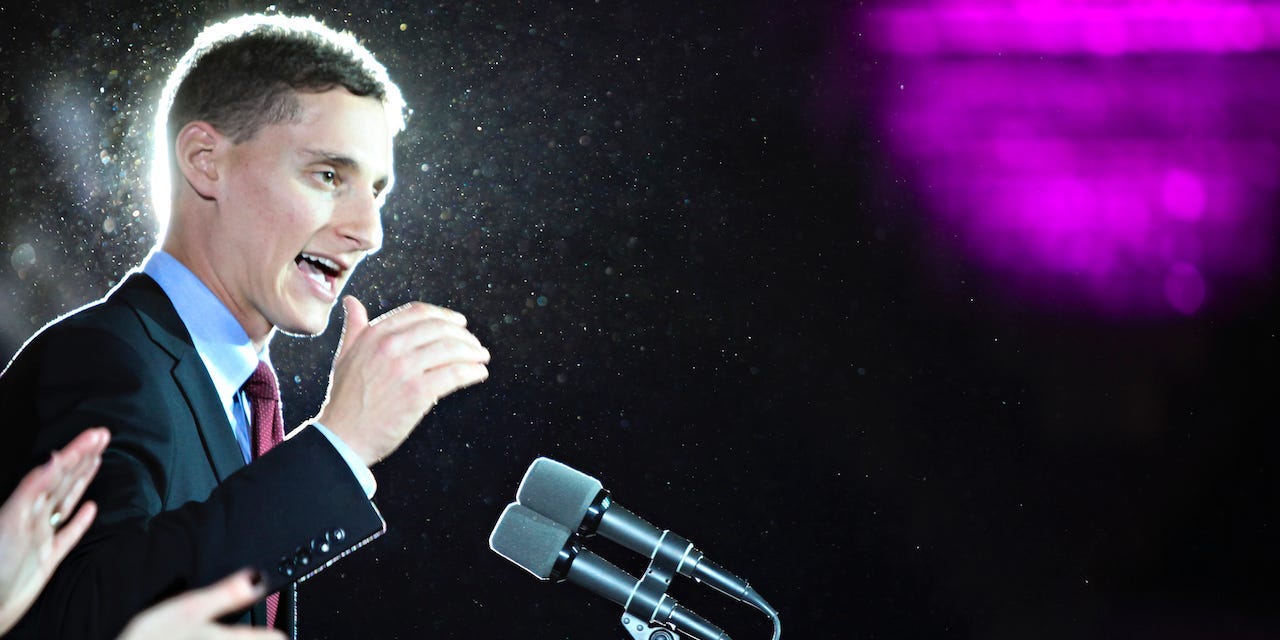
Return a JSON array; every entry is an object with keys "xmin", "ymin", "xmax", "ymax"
[{"xmin": 336, "ymin": 295, "xmax": 369, "ymax": 357}]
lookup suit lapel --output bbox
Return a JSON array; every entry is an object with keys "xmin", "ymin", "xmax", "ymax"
[
  {"xmin": 112, "ymin": 273, "xmax": 288, "ymax": 631},
  {"xmin": 173, "ymin": 354, "xmax": 246, "ymax": 481},
  {"xmin": 113, "ymin": 273, "xmax": 246, "ymax": 481}
]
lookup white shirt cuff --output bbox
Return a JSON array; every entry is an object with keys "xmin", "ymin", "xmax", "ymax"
[{"xmin": 309, "ymin": 421, "xmax": 377, "ymax": 499}]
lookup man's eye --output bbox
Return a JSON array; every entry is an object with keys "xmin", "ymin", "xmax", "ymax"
[{"xmin": 317, "ymin": 170, "xmax": 338, "ymax": 186}]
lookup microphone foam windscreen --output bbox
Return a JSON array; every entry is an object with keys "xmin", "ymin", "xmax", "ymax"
[
  {"xmin": 489, "ymin": 503, "xmax": 573, "ymax": 580},
  {"xmin": 516, "ymin": 457, "xmax": 603, "ymax": 529}
]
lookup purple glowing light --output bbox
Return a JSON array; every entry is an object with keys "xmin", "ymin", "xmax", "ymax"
[
  {"xmin": 857, "ymin": 1, "xmax": 1279, "ymax": 316},
  {"xmin": 874, "ymin": 4, "xmax": 1279, "ymax": 56}
]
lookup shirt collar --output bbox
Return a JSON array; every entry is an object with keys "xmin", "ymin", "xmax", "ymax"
[{"xmin": 141, "ymin": 250, "xmax": 268, "ymax": 405}]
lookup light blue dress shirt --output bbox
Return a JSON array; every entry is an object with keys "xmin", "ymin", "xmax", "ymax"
[{"xmin": 142, "ymin": 250, "xmax": 376, "ymax": 498}]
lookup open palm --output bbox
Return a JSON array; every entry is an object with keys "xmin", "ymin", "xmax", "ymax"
[{"xmin": 0, "ymin": 428, "xmax": 108, "ymax": 634}]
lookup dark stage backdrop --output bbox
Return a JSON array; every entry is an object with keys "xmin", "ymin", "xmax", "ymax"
[{"xmin": 2, "ymin": 1, "xmax": 1277, "ymax": 639}]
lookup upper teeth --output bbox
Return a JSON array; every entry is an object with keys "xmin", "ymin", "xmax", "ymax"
[{"xmin": 301, "ymin": 253, "xmax": 340, "ymax": 272}]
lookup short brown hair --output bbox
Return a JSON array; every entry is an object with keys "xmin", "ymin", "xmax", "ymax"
[{"xmin": 152, "ymin": 14, "xmax": 405, "ymax": 225}]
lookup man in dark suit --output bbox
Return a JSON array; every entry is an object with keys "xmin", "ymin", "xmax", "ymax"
[{"xmin": 0, "ymin": 14, "xmax": 491, "ymax": 639}]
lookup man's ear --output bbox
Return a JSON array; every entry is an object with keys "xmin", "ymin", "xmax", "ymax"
[{"xmin": 174, "ymin": 121, "xmax": 222, "ymax": 200}]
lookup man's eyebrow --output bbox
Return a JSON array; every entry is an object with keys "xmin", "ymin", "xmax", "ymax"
[{"xmin": 302, "ymin": 148, "xmax": 360, "ymax": 169}]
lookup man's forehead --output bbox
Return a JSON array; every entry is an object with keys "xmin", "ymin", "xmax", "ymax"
[{"xmin": 282, "ymin": 90, "xmax": 394, "ymax": 170}]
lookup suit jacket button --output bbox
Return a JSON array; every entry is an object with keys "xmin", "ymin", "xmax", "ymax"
[
  {"xmin": 279, "ymin": 559, "xmax": 296, "ymax": 577},
  {"xmin": 295, "ymin": 548, "xmax": 312, "ymax": 566},
  {"xmin": 332, "ymin": 527, "xmax": 346, "ymax": 541},
  {"xmin": 311, "ymin": 534, "xmax": 331, "ymax": 555}
]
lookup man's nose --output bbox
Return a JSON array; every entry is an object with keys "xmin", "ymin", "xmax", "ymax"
[{"xmin": 338, "ymin": 191, "xmax": 383, "ymax": 254}]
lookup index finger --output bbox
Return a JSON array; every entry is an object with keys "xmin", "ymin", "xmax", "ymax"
[
  {"xmin": 60, "ymin": 427, "xmax": 111, "ymax": 460},
  {"xmin": 369, "ymin": 301, "xmax": 468, "ymax": 329},
  {"xmin": 17, "ymin": 428, "xmax": 110, "ymax": 503},
  {"xmin": 174, "ymin": 569, "xmax": 268, "ymax": 620}
]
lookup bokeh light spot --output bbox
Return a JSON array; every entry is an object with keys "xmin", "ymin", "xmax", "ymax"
[{"xmin": 11, "ymin": 243, "xmax": 36, "ymax": 279}]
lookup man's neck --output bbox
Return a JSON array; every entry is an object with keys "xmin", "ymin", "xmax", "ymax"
[{"xmin": 155, "ymin": 241, "xmax": 274, "ymax": 351}]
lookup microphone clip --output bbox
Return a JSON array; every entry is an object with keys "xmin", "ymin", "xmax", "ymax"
[
  {"xmin": 622, "ymin": 612, "xmax": 682, "ymax": 640},
  {"xmin": 621, "ymin": 529, "xmax": 699, "ymax": 638}
]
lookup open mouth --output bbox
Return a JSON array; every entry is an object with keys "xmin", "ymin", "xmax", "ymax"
[{"xmin": 295, "ymin": 252, "xmax": 342, "ymax": 294}]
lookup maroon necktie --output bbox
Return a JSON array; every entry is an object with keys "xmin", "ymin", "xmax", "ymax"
[{"xmin": 243, "ymin": 360, "xmax": 286, "ymax": 628}]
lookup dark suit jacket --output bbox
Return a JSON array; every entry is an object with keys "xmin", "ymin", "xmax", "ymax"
[{"xmin": 0, "ymin": 273, "xmax": 385, "ymax": 639}]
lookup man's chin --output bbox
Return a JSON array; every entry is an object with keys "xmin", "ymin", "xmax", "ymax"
[
  {"xmin": 273, "ymin": 313, "xmax": 332, "ymax": 338},
  {"xmin": 275, "ymin": 325, "xmax": 329, "ymax": 338}
]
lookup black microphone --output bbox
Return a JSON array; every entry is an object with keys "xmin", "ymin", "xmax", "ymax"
[
  {"xmin": 515, "ymin": 457, "xmax": 775, "ymax": 617},
  {"xmin": 489, "ymin": 503, "xmax": 731, "ymax": 640}
]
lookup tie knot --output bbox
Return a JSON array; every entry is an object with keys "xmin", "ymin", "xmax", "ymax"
[{"xmin": 243, "ymin": 360, "xmax": 279, "ymax": 403}]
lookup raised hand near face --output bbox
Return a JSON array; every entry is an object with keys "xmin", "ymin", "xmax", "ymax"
[{"xmin": 316, "ymin": 295, "xmax": 490, "ymax": 466}]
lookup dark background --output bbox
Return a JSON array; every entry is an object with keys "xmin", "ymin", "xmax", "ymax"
[{"xmin": 1, "ymin": 1, "xmax": 1276, "ymax": 639}]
